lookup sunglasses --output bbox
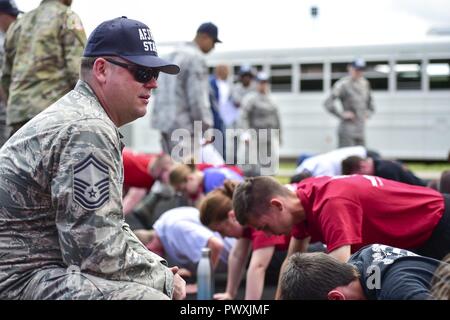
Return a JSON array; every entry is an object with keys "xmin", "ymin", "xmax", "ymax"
[{"xmin": 104, "ymin": 58, "xmax": 159, "ymax": 83}]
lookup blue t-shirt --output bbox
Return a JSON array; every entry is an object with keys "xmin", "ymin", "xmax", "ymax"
[
  {"xmin": 350, "ymin": 244, "xmax": 441, "ymax": 300},
  {"xmin": 203, "ymin": 167, "xmax": 243, "ymax": 194}
]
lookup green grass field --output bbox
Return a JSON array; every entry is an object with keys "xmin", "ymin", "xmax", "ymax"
[
  {"xmin": 278, "ymin": 160, "xmax": 450, "ymax": 172},
  {"xmin": 405, "ymin": 162, "xmax": 450, "ymax": 172},
  {"xmin": 275, "ymin": 160, "xmax": 450, "ymax": 185}
]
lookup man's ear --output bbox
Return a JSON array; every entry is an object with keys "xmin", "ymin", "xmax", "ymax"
[
  {"xmin": 269, "ymin": 198, "xmax": 283, "ymax": 211},
  {"xmin": 328, "ymin": 289, "xmax": 346, "ymax": 300},
  {"xmin": 92, "ymin": 58, "xmax": 108, "ymax": 83},
  {"xmin": 228, "ymin": 210, "xmax": 236, "ymax": 220}
]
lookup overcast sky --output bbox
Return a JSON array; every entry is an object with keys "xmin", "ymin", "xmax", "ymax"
[{"xmin": 15, "ymin": 0, "xmax": 450, "ymax": 51}]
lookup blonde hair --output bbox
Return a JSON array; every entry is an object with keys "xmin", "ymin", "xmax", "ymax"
[
  {"xmin": 169, "ymin": 162, "xmax": 197, "ymax": 186},
  {"xmin": 199, "ymin": 180, "xmax": 239, "ymax": 227}
]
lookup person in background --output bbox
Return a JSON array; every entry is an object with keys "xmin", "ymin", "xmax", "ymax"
[
  {"xmin": 209, "ymin": 64, "xmax": 235, "ymax": 159},
  {"xmin": 1, "ymin": 0, "xmax": 86, "ymax": 135},
  {"xmin": 199, "ymin": 181, "xmax": 291, "ymax": 300},
  {"xmin": 151, "ymin": 22, "xmax": 221, "ymax": 158},
  {"xmin": 0, "ymin": 0, "xmax": 20, "ymax": 146},
  {"xmin": 324, "ymin": 58, "xmax": 375, "ymax": 148},
  {"xmin": 142, "ymin": 206, "xmax": 235, "ymax": 275},
  {"xmin": 169, "ymin": 162, "xmax": 243, "ymax": 205},
  {"xmin": 121, "ymin": 148, "xmax": 174, "ymax": 215},
  {"xmin": 0, "ymin": 17, "xmax": 185, "ymax": 300},
  {"xmin": 125, "ymin": 161, "xmax": 244, "ymax": 232},
  {"xmin": 231, "ymin": 65, "xmax": 256, "ymax": 109},
  {"xmin": 238, "ymin": 71, "xmax": 281, "ymax": 176},
  {"xmin": 232, "ymin": 175, "xmax": 450, "ymax": 298},
  {"xmin": 279, "ymin": 244, "xmax": 443, "ymax": 300},
  {"xmin": 341, "ymin": 155, "xmax": 427, "ymax": 186},
  {"xmin": 294, "ymin": 145, "xmax": 368, "ymax": 177}
]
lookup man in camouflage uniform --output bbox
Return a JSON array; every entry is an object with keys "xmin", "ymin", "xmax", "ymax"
[
  {"xmin": 0, "ymin": 0, "xmax": 86, "ymax": 135},
  {"xmin": 0, "ymin": 0, "xmax": 20, "ymax": 147},
  {"xmin": 231, "ymin": 65, "xmax": 257, "ymax": 109},
  {"xmin": 324, "ymin": 58, "xmax": 375, "ymax": 148},
  {"xmin": 151, "ymin": 22, "xmax": 220, "ymax": 157},
  {"xmin": 0, "ymin": 17, "xmax": 186, "ymax": 300},
  {"xmin": 238, "ymin": 72, "xmax": 282, "ymax": 176}
]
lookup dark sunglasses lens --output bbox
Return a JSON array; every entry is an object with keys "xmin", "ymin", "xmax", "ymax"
[{"xmin": 133, "ymin": 68, "xmax": 159, "ymax": 83}]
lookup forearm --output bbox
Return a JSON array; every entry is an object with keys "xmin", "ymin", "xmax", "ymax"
[
  {"xmin": 223, "ymin": 240, "xmax": 251, "ymax": 298},
  {"xmin": 122, "ymin": 187, "xmax": 147, "ymax": 215},
  {"xmin": 224, "ymin": 253, "xmax": 247, "ymax": 298},
  {"xmin": 245, "ymin": 265, "xmax": 266, "ymax": 300},
  {"xmin": 276, "ymin": 237, "xmax": 309, "ymax": 299},
  {"xmin": 324, "ymin": 96, "xmax": 341, "ymax": 118}
]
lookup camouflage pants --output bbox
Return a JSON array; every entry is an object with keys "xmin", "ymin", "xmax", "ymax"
[
  {"xmin": 0, "ymin": 104, "xmax": 8, "ymax": 147},
  {"xmin": 338, "ymin": 122, "xmax": 365, "ymax": 148},
  {"xmin": 21, "ymin": 267, "xmax": 170, "ymax": 300},
  {"xmin": 338, "ymin": 134, "xmax": 365, "ymax": 148}
]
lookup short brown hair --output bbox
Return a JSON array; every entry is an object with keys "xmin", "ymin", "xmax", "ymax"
[
  {"xmin": 232, "ymin": 176, "xmax": 289, "ymax": 225},
  {"xmin": 79, "ymin": 57, "xmax": 97, "ymax": 80},
  {"xmin": 169, "ymin": 163, "xmax": 196, "ymax": 186},
  {"xmin": 279, "ymin": 252, "xmax": 359, "ymax": 300},
  {"xmin": 199, "ymin": 180, "xmax": 238, "ymax": 227},
  {"xmin": 341, "ymin": 156, "xmax": 364, "ymax": 175}
]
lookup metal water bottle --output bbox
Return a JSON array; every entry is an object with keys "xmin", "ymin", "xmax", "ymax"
[{"xmin": 197, "ymin": 247, "xmax": 214, "ymax": 300}]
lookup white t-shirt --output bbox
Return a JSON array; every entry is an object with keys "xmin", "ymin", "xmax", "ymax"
[
  {"xmin": 217, "ymin": 79, "xmax": 239, "ymax": 126},
  {"xmin": 153, "ymin": 207, "xmax": 235, "ymax": 272},
  {"xmin": 295, "ymin": 146, "xmax": 367, "ymax": 176}
]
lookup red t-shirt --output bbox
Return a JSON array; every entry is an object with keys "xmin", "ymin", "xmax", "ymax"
[
  {"xmin": 122, "ymin": 148, "xmax": 156, "ymax": 189},
  {"xmin": 243, "ymin": 227, "xmax": 290, "ymax": 251},
  {"xmin": 292, "ymin": 175, "xmax": 445, "ymax": 253}
]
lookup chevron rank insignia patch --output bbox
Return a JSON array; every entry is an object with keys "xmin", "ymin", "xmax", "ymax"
[{"xmin": 73, "ymin": 154, "xmax": 110, "ymax": 210}]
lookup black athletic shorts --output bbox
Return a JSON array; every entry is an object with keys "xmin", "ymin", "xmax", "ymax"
[{"xmin": 416, "ymin": 193, "xmax": 450, "ymax": 260}]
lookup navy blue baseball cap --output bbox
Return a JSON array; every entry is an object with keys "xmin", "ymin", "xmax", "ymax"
[
  {"xmin": 351, "ymin": 58, "xmax": 366, "ymax": 70},
  {"xmin": 197, "ymin": 22, "xmax": 222, "ymax": 43},
  {"xmin": 84, "ymin": 17, "xmax": 180, "ymax": 75},
  {"xmin": 0, "ymin": 0, "xmax": 22, "ymax": 17},
  {"xmin": 239, "ymin": 64, "xmax": 254, "ymax": 77}
]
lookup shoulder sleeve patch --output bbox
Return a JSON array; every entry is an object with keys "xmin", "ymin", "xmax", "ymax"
[
  {"xmin": 73, "ymin": 153, "xmax": 110, "ymax": 210},
  {"xmin": 66, "ymin": 11, "xmax": 84, "ymax": 31}
]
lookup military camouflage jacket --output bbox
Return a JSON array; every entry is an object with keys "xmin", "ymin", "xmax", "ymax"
[
  {"xmin": 324, "ymin": 76, "xmax": 375, "ymax": 136},
  {"xmin": 0, "ymin": 0, "xmax": 86, "ymax": 126},
  {"xmin": 231, "ymin": 81, "xmax": 257, "ymax": 107},
  {"xmin": 0, "ymin": 80, "xmax": 174, "ymax": 299},
  {"xmin": 151, "ymin": 41, "xmax": 213, "ymax": 134},
  {"xmin": 239, "ymin": 91, "xmax": 281, "ymax": 134}
]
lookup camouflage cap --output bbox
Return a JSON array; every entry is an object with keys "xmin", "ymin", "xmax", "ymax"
[{"xmin": 84, "ymin": 16, "xmax": 180, "ymax": 75}]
